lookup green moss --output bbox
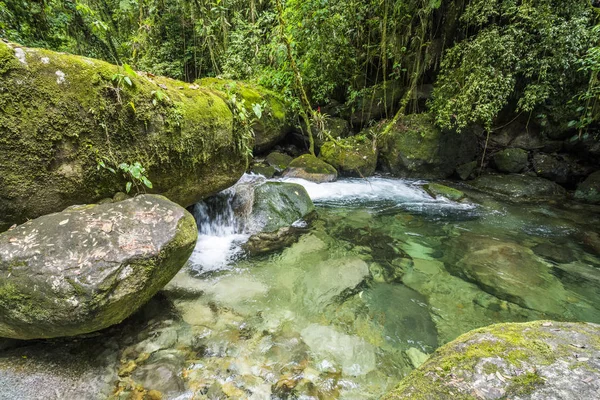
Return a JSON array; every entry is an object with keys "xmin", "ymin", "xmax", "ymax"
[
  {"xmin": 320, "ymin": 136, "xmax": 377, "ymax": 177},
  {"xmin": 508, "ymin": 372, "xmax": 545, "ymax": 395},
  {"xmin": 0, "ymin": 42, "xmax": 248, "ymax": 228},
  {"xmin": 382, "ymin": 321, "xmax": 571, "ymax": 400},
  {"xmin": 289, "ymin": 154, "xmax": 337, "ymax": 175},
  {"xmin": 423, "ymin": 183, "xmax": 465, "ymax": 201}
]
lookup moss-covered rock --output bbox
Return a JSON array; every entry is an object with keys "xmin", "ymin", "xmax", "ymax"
[
  {"xmin": 198, "ymin": 77, "xmax": 292, "ymax": 153},
  {"xmin": 265, "ymin": 151, "xmax": 294, "ymax": 173},
  {"xmin": 283, "ymin": 154, "xmax": 338, "ymax": 183},
  {"xmin": 493, "ymin": 148, "xmax": 529, "ymax": 173},
  {"xmin": 575, "ymin": 171, "xmax": 600, "ymax": 204},
  {"xmin": 250, "ymin": 164, "xmax": 276, "ymax": 178},
  {"xmin": 0, "ymin": 195, "xmax": 197, "ymax": 339},
  {"xmin": 319, "ymin": 136, "xmax": 377, "ymax": 177},
  {"xmin": 0, "ymin": 42, "xmax": 248, "ymax": 230},
  {"xmin": 423, "ymin": 183, "xmax": 465, "ymax": 201},
  {"xmin": 383, "ymin": 321, "xmax": 600, "ymax": 400},
  {"xmin": 470, "ymin": 174, "xmax": 566, "ymax": 202},
  {"xmin": 379, "ymin": 114, "xmax": 479, "ymax": 179}
]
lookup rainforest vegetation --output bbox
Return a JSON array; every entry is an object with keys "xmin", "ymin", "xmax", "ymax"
[{"xmin": 2, "ymin": 0, "xmax": 599, "ymax": 138}]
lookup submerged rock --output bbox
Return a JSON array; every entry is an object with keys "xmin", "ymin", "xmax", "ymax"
[
  {"xmin": 493, "ymin": 148, "xmax": 529, "ymax": 173},
  {"xmin": 283, "ymin": 154, "xmax": 338, "ymax": 183},
  {"xmin": 319, "ymin": 136, "xmax": 377, "ymax": 177},
  {"xmin": 379, "ymin": 114, "xmax": 479, "ymax": 179},
  {"xmin": 470, "ymin": 174, "xmax": 566, "ymax": 201},
  {"xmin": 445, "ymin": 235, "xmax": 570, "ymax": 316},
  {"xmin": 0, "ymin": 42, "xmax": 254, "ymax": 230},
  {"xmin": 383, "ymin": 321, "xmax": 600, "ymax": 400},
  {"xmin": 575, "ymin": 171, "xmax": 600, "ymax": 204},
  {"xmin": 0, "ymin": 195, "xmax": 197, "ymax": 339}
]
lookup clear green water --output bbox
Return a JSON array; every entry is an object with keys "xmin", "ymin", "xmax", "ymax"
[{"xmin": 2, "ymin": 177, "xmax": 600, "ymax": 400}]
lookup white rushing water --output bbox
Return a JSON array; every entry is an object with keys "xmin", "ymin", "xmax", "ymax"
[
  {"xmin": 189, "ymin": 174, "xmax": 476, "ymax": 273},
  {"xmin": 189, "ymin": 188, "xmax": 250, "ymax": 273},
  {"xmin": 279, "ymin": 176, "xmax": 476, "ymax": 211}
]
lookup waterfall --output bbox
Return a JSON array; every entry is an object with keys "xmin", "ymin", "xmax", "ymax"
[{"xmin": 189, "ymin": 188, "xmax": 250, "ymax": 274}]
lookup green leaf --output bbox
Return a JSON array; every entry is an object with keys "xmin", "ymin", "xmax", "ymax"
[
  {"xmin": 142, "ymin": 177, "xmax": 153, "ymax": 188},
  {"xmin": 126, "ymin": 182, "xmax": 132, "ymax": 193},
  {"xmin": 124, "ymin": 76, "xmax": 133, "ymax": 87},
  {"xmin": 123, "ymin": 64, "xmax": 137, "ymax": 77}
]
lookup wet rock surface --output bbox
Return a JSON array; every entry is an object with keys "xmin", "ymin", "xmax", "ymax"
[
  {"xmin": 470, "ymin": 174, "xmax": 566, "ymax": 201},
  {"xmin": 0, "ymin": 195, "xmax": 197, "ymax": 339},
  {"xmin": 383, "ymin": 321, "xmax": 600, "ymax": 400},
  {"xmin": 575, "ymin": 171, "xmax": 600, "ymax": 204}
]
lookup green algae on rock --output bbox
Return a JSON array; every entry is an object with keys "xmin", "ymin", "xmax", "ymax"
[
  {"xmin": 320, "ymin": 136, "xmax": 377, "ymax": 177},
  {"xmin": 0, "ymin": 42, "xmax": 249, "ymax": 230},
  {"xmin": 283, "ymin": 154, "xmax": 338, "ymax": 183},
  {"xmin": 382, "ymin": 321, "xmax": 600, "ymax": 400},
  {"xmin": 423, "ymin": 183, "xmax": 465, "ymax": 201},
  {"xmin": 197, "ymin": 77, "xmax": 292, "ymax": 153},
  {"xmin": 379, "ymin": 114, "xmax": 478, "ymax": 179},
  {"xmin": 265, "ymin": 151, "xmax": 294, "ymax": 173},
  {"xmin": 0, "ymin": 195, "xmax": 197, "ymax": 339}
]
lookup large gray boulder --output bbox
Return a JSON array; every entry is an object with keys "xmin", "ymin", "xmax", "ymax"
[
  {"xmin": 0, "ymin": 195, "xmax": 197, "ymax": 339},
  {"xmin": 383, "ymin": 321, "xmax": 600, "ymax": 400}
]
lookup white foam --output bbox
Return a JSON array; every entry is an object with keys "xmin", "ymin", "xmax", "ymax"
[{"xmin": 279, "ymin": 176, "xmax": 475, "ymax": 211}]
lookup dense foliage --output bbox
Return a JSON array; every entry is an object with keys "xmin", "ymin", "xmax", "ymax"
[{"xmin": 1, "ymin": 0, "xmax": 599, "ymax": 133}]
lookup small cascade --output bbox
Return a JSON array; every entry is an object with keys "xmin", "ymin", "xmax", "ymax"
[
  {"xmin": 189, "ymin": 188, "xmax": 250, "ymax": 274},
  {"xmin": 189, "ymin": 174, "xmax": 265, "ymax": 273}
]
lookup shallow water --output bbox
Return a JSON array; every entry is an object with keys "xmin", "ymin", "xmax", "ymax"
[{"xmin": 2, "ymin": 176, "xmax": 600, "ymax": 399}]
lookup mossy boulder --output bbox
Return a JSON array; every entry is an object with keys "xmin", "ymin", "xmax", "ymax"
[
  {"xmin": 493, "ymin": 148, "xmax": 529, "ymax": 173},
  {"xmin": 383, "ymin": 321, "xmax": 600, "ymax": 400},
  {"xmin": 319, "ymin": 136, "xmax": 377, "ymax": 177},
  {"xmin": 250, "ymin": 164, "xmax": 276, "ymax": 178},
  {"xmin": 423, "ymin": 183, "xmax": 465, "ymax": 201},
  {"xmin": 379, "ymin": 114, "xmax": 479, "ymax": 179},
  {"xmin": 470, "ymin": 174, "xmax": 566, "ymax": 202},
  {"xmin": 265, "ymin": 151, "xmax": 294, "ymax": 173},
  {"xmin": 0, "ymin": 195, "xmax": 197, "ymax": 339},
  {"xmin": 0, "ymin": 42, "xmax": 248, "ymax": 230},
  {"xmin": 198, "ymin": 78, "xmax": 292, "ymax": 153},
  {"xmin": 283, "ymin": 154, "xmax": 338, "ymax": 183},
  {"xmin": 575, "ymin": 171, "xmax": 600, "ymax": 204}
]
